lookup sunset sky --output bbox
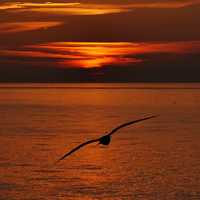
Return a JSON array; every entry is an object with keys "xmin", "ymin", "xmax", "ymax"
[{"xmin": 0, "ymin": 0, "xmax": 200, "ymax": 82}]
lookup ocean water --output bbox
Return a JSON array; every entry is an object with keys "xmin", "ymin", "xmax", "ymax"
[{"xmin": 0, "ymin": 83, "xmax": 200, "ymax": 200}]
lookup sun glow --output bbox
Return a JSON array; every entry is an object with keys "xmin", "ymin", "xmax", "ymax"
[
  {"xmin": 1, "ymin": 41, "xmax": 200, "ymax": 68},
  {"xmin": 31, "ymin": 42, "xmax": 143, "ymax": 68}
]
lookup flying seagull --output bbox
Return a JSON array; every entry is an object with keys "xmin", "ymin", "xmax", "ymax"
[{"xmin": 56, "ymin": 115, "xmax": 157, "ymax": 163}]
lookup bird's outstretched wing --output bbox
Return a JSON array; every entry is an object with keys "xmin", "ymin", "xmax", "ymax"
[
  {"xmin": 107, "ymin": 115, "xmax": 157, "ymax": 136},
  {"xmin": 56, "ymin": 115, "xmax": 157, "ymax": 163},
  {"xmin": 56, "ymin": 138, "xmax": 99, "ymax": 163}
]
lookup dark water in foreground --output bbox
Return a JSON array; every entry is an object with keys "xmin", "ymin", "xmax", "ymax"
[{"xmin": 0, "ymin": 83, "xmax": 200, "ymax": 200}]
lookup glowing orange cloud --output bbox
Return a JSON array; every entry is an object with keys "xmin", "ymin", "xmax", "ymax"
[
  {"xmin": 1, "ymin": 0, "xmax": 200, "ymax": 16},
  {"xmin": 30, "ymin": 42, "xmax": 143, "ymax": 68},
  {"xmin": 1, "ymin": 41, "xmax": 200, "ymax": 68},
  {"xmin": 0, "ymin": 2, "xmax": 80, "ymax": 10},
  {"xmin": 0, "ymin": 2, "xmax": 131, "ymax": 15},
  {"xmin": 0, "ymin": 21, "xmax": 63, "ymax": 34},
  {"xmin": 41, "ymin": 42, "xmax": 200, "ymax": 68}
]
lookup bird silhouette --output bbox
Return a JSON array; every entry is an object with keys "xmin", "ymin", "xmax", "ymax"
[{"xmin": 56, "ymin": 115, "xmax": 157, "ymax": 163}]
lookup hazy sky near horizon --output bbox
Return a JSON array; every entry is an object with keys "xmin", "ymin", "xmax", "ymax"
[{"xmin": 0, "ymin": 0, "xmax": 200, "ymax": 81}]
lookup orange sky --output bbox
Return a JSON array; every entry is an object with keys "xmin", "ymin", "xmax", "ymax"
[{"xmin": 0, "ymin": 0, "xmax": 200, "ymax": 81}]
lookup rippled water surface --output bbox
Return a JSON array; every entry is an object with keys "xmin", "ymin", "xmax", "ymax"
[{"xmin": 0, "ymin": 83, "xmax": 200, "ymax": 200}]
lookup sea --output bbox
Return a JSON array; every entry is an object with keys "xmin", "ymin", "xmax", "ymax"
[{"xmin": 0, "ymin": 83, "xmax": 200, "ymax": 200}]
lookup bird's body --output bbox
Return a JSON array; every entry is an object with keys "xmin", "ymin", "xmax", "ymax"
[
  {"xmin": 99, "ymin": 135, "xmax": 111, "ymax": 145},
  {"xmin": 56, "ymin": 115, "xmax": 158, "ymax": 163}
]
